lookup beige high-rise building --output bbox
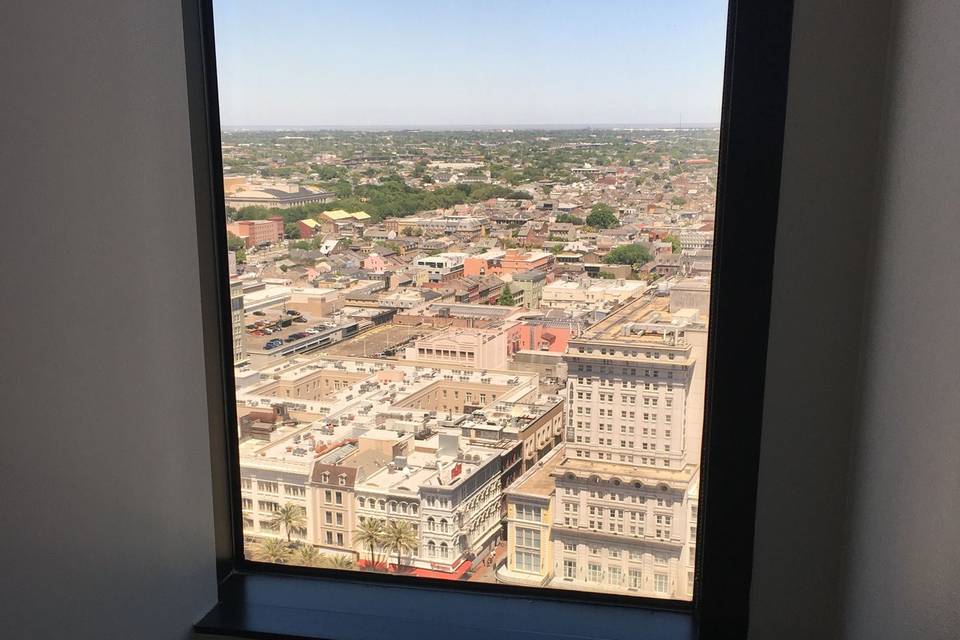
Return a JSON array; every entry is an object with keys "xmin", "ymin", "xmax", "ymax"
[
  {"xmin": 500, "ymin": 281, "xmax": 709, "ymax": 600},
  {"xmin": 229, "ymin": 279, "xmax": 246, "ymax": 365}
]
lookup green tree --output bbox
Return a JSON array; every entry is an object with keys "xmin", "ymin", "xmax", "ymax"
[
  {"xmin": 664, "ymin": 234, "xmax": 682, "ymax": 253},
  {"xmin": 670, "ymin": 196, "xmax": 687, "ymax": 206},
  {"xmin": 254, "ymin": 538, "xmax": 290, "ymax": 564},
  {"xmin": 354, "ymin": 518, "xmax": 387, "ymax": 568},
  {"xmin": 227, "ymin": 232, "xmax": 247, "ymax": 263},
  {"xmin": 555, "ymin": 213, "xmax": 584, "ymax": 225},
  {"xmin": 604, "ymin": 244, "xmax": 652, "ymax": 266},
  {"xmin": 293, "ymin": 545, "xmax": 323, "ymax": 567},
  {"xmin": 383, "ymin": 520, "xmax": 419, "ymax": 568},
  {"xmin": 270, "ymin": 503, "xmax": 306, "ymax": 543},
  {"xmin": 226, "ymin": 232, "xmax": 246, "ymax": 252},
  {"xmin": 497, "ymin": 286, "xmax": 516, "ymax": 306},
  {"xmin": 321, "ymin": 555, "xmax": 356, "ymax": 570},
  {"xmin": 586, "ymin": 203, "xmax": 619, "ymax": 229},
  {"xmin": 285, "ymin": 223, "xmax": 301, "ymax": 239}
]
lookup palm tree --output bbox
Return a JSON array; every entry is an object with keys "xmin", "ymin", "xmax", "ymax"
[
  {"xmin": 354, "ymin": 518, "xmax": 386, "ymax": 568},
  {"xmin": 383, "ymin": 520, "xmax": 419, "ymax": 569},
  {"xmin": 292, "ymin": 544, "xmax": 323, "ymax": 567},
  {"xmin": 321, "ymin": 555, "xmax": 356, "ymax": 570},
  {"xmin": 254, "ymin": 537, "xmax": 290, "ymax": 564},
  {"xmin": 270, "ymin": 503, "xmax": 306, "ymax": 543}
]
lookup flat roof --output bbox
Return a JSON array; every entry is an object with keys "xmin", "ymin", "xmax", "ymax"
[
  {"xmin": 555, "ymin": 457, "xmax": 698, "ymax": 487},
  {"xmin": 510, "ymin": 446, "xmax": 565, "ymax": 497}
]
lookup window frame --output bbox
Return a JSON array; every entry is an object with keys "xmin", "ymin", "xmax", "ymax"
[{"xmin": 182, "ymin": 0, "xmax": 794, "ymax": 636}]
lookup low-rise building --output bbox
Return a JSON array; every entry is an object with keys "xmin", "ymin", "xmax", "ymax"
[
  {"xmin": 227, "ymin": 219, "xmax": 285, "ymax": 247},
  {"xmin": 225, "ymin": 181, "xmax": 334, "ymax": 209},
  {"xmin": 541, "ymin": 278, "xmax": 647, "ymax": 310}
]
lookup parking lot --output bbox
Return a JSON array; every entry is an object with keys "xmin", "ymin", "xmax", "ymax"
[{"xmin": 318, "ymin": 324, "xmax": 428, "ymax": 358}]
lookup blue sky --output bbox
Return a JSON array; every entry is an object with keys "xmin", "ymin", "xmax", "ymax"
[{"xmin": 213, "ymin": 0, "xmax": 728, "ymax": 127}]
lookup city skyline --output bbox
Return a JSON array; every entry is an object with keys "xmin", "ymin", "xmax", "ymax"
[{"xmin": 213, "ymin": 0, "xmax": 728, "ymax": 127}]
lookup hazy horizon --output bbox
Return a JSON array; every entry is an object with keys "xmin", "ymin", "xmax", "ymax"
[{"xmin": 213, "ymin": 0, "xmax": 728, "ymax": 128}]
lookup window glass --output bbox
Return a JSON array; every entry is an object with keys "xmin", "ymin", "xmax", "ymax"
[{"xmin": 216, "ymin": 0, "xmax": 724, "ymax": 601}]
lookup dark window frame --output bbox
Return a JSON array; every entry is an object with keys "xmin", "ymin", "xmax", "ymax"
[{"xmin": 182, "ymin": 0, "xmax": 794, "ymax": 637}]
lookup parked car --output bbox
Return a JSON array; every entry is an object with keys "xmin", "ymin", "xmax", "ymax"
[{"xmin": 264, "ymin": 339, "xmax": 283, "ymax": 350}]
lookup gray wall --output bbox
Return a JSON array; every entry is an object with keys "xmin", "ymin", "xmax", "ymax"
[
  {"xmin": 752, "ymin": 1, "xmax": 960, "ymax": 639},
  {"xmin": 749, "ymin": 0, "xmax": 896, "ymax": 637},
  {"xmin": 841, "ymin": 1, "xmax": 960, "ymax": 638},
  {"xmin": 0, "ymin": 2, "xmax": 217, "ymax": 639},
  {"xmin": 1, "ymin": 1, "xmax": 957, "ymax": 640}
]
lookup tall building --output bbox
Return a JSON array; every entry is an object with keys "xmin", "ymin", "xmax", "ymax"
[
  {"xmin": 229, "ymin": 278, "xmax": 246, "ymax": 365},
  {"xmin": 500, "ymin": 281, "xmax": 709, "ymax": 600}
]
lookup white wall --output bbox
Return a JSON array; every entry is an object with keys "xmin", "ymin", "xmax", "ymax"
[
  {"xmin": 841, "ymin": 2, "xmax": 960, "ymax": 638},
  {"xmin": 0, "ymin": 2, "xmax": 218, "ymax": 639}
]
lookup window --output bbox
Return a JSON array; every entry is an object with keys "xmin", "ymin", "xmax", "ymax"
[
  {"xmin": 515, "ymin": 504, "xmax": 541, "ymax": 522},
  {"xmin": 655, "ymin": 574, "xmax": 669, "ymax": 594},
  {"xmin": 194, "ymin": 0, "xmax": 793, "ymax": 631},
  {"xmin": 563, "ymin": 559, "xmax": 577, "ymax": 579},
  {"xmin": 609, "ymin": 566, "xmax": 623, "ymax": 585},
  {"xmin": 514, "ymin": 527, "xmax": 541, "ymax": 573},
  {"xmin": 256, "ymin": 481, "xmax": 277, "ymax": 494},
  {"xmin": 588, "ymin": 563, "xmax": 602, "ymax": 583}
]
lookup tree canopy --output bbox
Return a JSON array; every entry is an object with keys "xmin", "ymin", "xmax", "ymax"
[
  {"xmin": 230, "ymin": 180, "xmax": 531, "ymax": 226},
  {"xmin": 497, "ymin": 286, "xmax": 516, "ymax": 306},
  {"xmin": 555, "ymin": 213, "xmax": 584, "ymax": 225},
  {"xmin": 664, "ymin": 234, "xmax": 682, "ymax": 253},
  {"xmin": 586, "ymin": 203, "xmax": 619, "ymax": 229},
  {"xmin": 604, "ymin": 243, "xmax": 652, "ymax": 266}
]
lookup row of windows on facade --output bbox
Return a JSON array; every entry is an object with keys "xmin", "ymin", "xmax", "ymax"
[
  {"xmin": 572, "ymin": 435, "xmax": 674, "ymax": 451},
  {"xmin": 573, "ymin": 449, "xmax": 676, "ymax": 466},
  {"xmin": 417, "ymin": 348, "xmax": 476, "ymax": 359},
  {"xmin": 561, "ymin": 519, "xmax": 672, "ymax": 538},
  {"xmin": 574, "ymin": 365, "xmax": 678, "ymax": 379},
  {"xmin": 575, "ymin": 404, "xmax": 675, "ymax": 417},
  {"xmin": 576, "ymin": 378, "xmax": 676, "ymax": 390},
  {"xmin": 562, "ymin": 504, "xmax": 674, "ymax": 524},
  {"xmin": 241, "ymin": 480, "xmax": 308, "ymax": 496},
  {"xmin": 561, "ymin": 560, "xmax": 674, "ymax": 594},
  {"xmin": 575, "ymin": 391, "xmax": 675, "ymax": 406},
  {"xmin": 437, "ymin": 388, "xmax": 492, "ymax": 403},
  {"xmin": 576, "ymin": 346, "xmax": 682, "ymax": 360},
  {"xmin": 573, "ymin": 422, "xmax": 674, "ymax": 436},
  {"xmin": 358, "ymin": 497, "xmax": 419, "ymax": 514},
  {"xmin": 562, "ymin": 487, "xmax": 674, "ymax": 505}
]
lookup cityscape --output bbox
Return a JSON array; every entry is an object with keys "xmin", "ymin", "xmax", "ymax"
[
  {"xmin": 224, "ymin": 126, "xmax": 715, "ymax": 600},
  {"xmin": 216, "ymin": 0, "xmax": 723, "ymax": 603}
]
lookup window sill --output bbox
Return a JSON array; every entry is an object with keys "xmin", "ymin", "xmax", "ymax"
[{"xmin": 196, "ymin": 572, "xmax": 695, "ymax": 640}]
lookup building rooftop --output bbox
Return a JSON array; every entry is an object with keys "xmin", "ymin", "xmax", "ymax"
[
  {"xmin": 508, "ymin": 445, "xmax": 566, "ymax": 498},
  {"xmin": 555, "ymin": 457, "xmax": 698, "ymax": 490},
  {"xmin": 575, "ymin": 288, "xmax": 704, "ymax": 346}
]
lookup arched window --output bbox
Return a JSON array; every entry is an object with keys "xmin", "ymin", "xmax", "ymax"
[
  {"xmin": 427, "ymin": 540, "xmax": 436, "ymax": 558},
  {"xmin": 426, "ymin": 516, "xmax": 435, "ymax": 531},
  {"xmin": 358, "ymin": 497, "xmax": 365, "ymax": 508},
  {"xmin": 440, "ymin": 542, "xmax": 449, "ymax": 558},
  {"xmin": 378, "ymin": 500, "xmax": 386, "ymax": 511}
]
